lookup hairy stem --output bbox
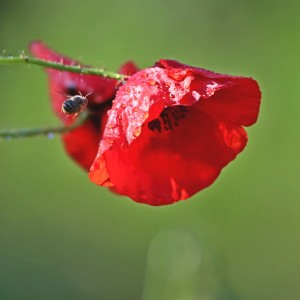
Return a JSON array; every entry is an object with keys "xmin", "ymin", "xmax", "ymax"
[
  {"xmin": 0, "ymin": 54, "xmax": 127, "ymax": 80},
  {"xmin": 0, "ymin": 112, "xmax": 88, "ymax": 139}
]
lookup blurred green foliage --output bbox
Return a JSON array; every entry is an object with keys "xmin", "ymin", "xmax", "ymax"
[{"xmin": 0, "ymin": 0, "xmax": 299, "ymax": 299}]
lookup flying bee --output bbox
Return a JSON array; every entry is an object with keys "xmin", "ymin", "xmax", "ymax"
[{"xmin": 61, "ymin": 92, "xmax": 91, "ymax": 117}]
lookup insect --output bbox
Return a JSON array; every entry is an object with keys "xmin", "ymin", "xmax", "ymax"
[{"xmin": 61, "ymin": 92, "xmax": 91, "ymax": 117}]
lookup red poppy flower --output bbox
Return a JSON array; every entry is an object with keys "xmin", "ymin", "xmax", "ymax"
[
  {"xmin": 89, "ymin": 59, "xmax": 261, "ymax": 205},
  {"xmin": 30, "ymin": 41, "xmax": 138, "ymax": 170}
]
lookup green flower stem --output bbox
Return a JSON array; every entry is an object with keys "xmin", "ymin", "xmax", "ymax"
[
  {"xmin": 0, "ymin": 112, "xmax": 88, "ymax": 139},
  {"xmin": 0, "ymin": 54, "xmax": 127, "ymax": 80}
]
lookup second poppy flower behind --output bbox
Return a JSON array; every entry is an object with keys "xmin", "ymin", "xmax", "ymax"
[
  {"xmin": 89, "ymin": 59, "xmax": 261, "ymax": 205},
  {"xmin": 30, "ymin": 41, "xmax": 138, "ymax": 171}
]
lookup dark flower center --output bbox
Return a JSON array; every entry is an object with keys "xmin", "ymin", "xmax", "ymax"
[{"xmin": 148, "ymin": 105, "xmax": 189, "ymax": 133}]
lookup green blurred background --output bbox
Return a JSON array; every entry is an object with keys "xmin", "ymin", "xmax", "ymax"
[{"xmin": 0, "ymin": 0, "xmax": 299, "ymax": 299}]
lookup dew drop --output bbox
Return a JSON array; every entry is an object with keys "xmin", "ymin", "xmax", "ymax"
[
  {"xmin": 125, "ymin": 87, "xmax": 131, "ymax": 93},
  {"xmin": 133, "ymin": 127, "xmax": 141, "ymax": 138},
  {"xmin": 141, "ymin": 72, "xmax": 148, "ymax": 78},
  {"xmin": 147, "ymin": 79, "xmax": 156, "ymax": 86},
  {"xmin": 121, "ymin": 104, "xmax": 126, "ymax": 109},
  {"xmin": 192, "ymin": 91, "xmax": 201, "ymax": 101},
  {"xmin": 47, "ymin": 132, "xmax": 55, "ymax": 139}
]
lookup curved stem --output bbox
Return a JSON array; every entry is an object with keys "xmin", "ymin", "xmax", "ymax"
[
  {"xmin": 0, "ymin": 112, "xmax": 88, "ymax": 139},
  {"xmin": 0, "ymin": 54, "xmax": 127, "ymax": 80}
]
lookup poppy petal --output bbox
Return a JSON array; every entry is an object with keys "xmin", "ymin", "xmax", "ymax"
[
  {"xmin": 158, "ymin": 59, "xmax": 261, "ymax": 126},
  {"xmin": 90, "ymin": 106, "xmax": 247, "ymax": 205},
  {"xmin": 118, "ymin": 61, "xmax": 139, "ymax": 76},
  {"xmin": 89, "ymin": 61, "xmax": 261, "ymax": 205},
  {"xmin": 62, "ymin": 116, "xmax": 101, "ymax": 171}
]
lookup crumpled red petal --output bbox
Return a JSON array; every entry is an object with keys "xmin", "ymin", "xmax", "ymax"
[
  {"xmin": 90, "ymin": 106, "xmax": 247, "ymax": 205},
  {"xmin": 157, "ymin": 59, "xmax": 261, "ymax": 126},
  {"xmin": 89, "ymin": 60, "xmax": 261, "ymax": 205}
]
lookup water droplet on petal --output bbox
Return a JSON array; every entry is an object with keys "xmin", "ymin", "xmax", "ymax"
[
  {"xmin": 192, "ymin": 91, "xmax": 201, "ymax": 101},
  {"xmin": 141, "ymin": 72, "xmax": 148, "ymax": 78},
  {"xmin": 147, "ymin": 79, "xmax": 156, "ymax": 86},
  {"xmin": 133, "ymin": 127, "xmax": 141, "ymax": 138}
]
